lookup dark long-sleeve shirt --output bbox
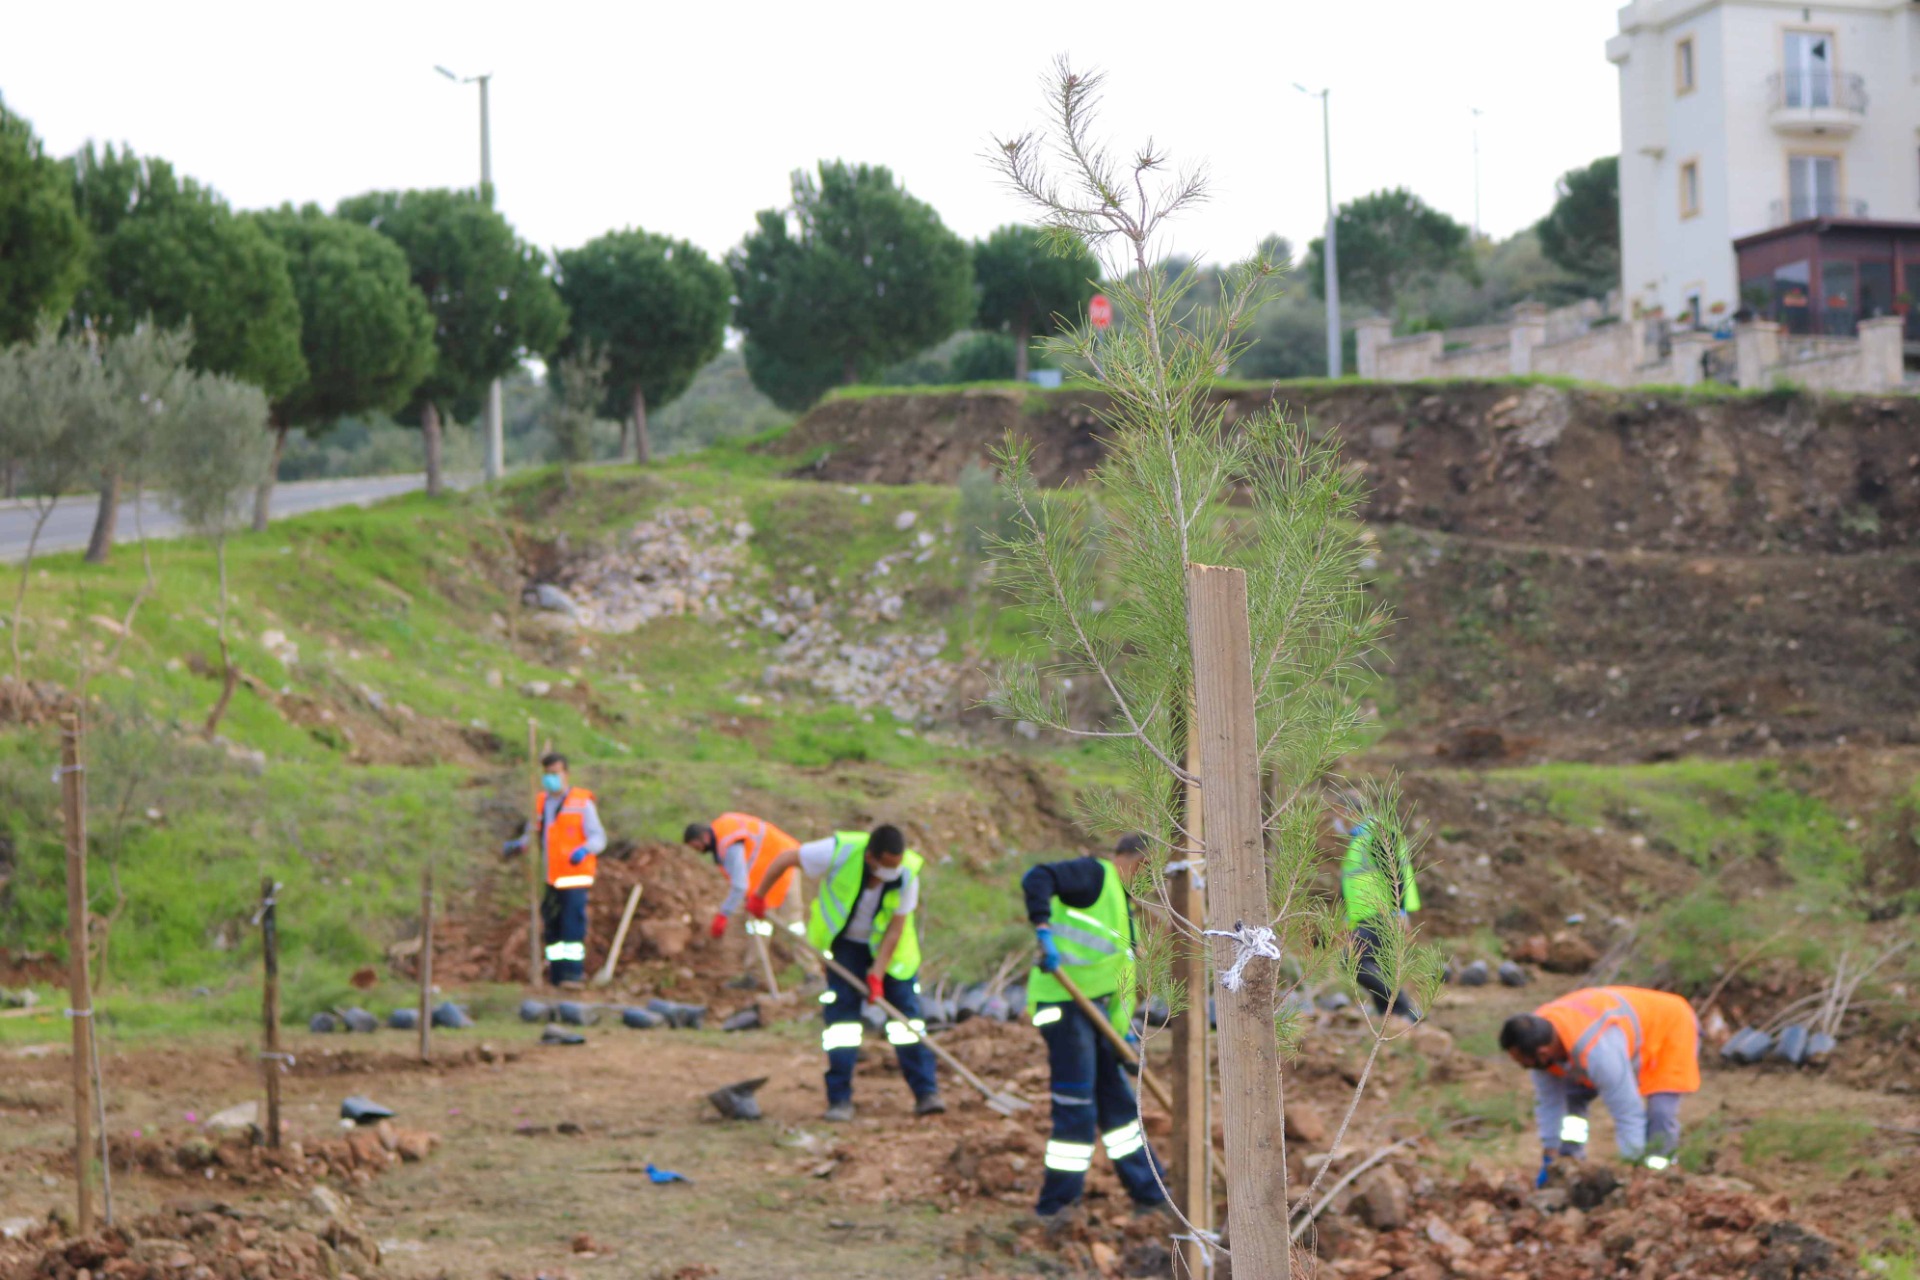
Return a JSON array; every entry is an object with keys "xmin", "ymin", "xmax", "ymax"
[{"xmin": 1023, "ymin": 856, "xmax": 1115, "ymax": 924}]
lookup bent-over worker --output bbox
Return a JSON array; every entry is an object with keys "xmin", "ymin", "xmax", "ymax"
[
  {"xmin": 1500, "ymin": 985, "xmax": 1701, "ymax": 1184},
  {"xmin": 749, "ymin": 823, "xmax": 944, "ymax": 1122},
  {"xmin": 504, "ymin": 753, "xmax": 607, "ymax": 988},
  {"xmin": 1340, "ymin": 802, "xmax": 1421, "ymax": 1019},
  {"xmin": 1022, "ymin": 833, "xmax": 1169, "ymax": 1223},
  {"xmin": 683, "ymin": 813, "xmax": 802, "ymax": 969}
]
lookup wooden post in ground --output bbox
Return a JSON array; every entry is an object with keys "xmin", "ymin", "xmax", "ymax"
[
  {"xmin": 526, "ymin": 719, "xmax": 542, "ymax": 987},
  {"xmin": 1186, "ymin": 564, "xmax": 1289, "ymax": 1277},
  {"xmin": 259, "ymin": 877, "xmax": 282, "ymax": 1148},
  {"xmin": 418, "ymin": 861, "xmax": 434, "ymax": 1062},
  {"xmin": 59, "ymin": 712, "xmax": 95, "ymax": 1234},
  {"xmin": 1168, "ymin": 722, "xmax": 1212, "ymax": 1277}
]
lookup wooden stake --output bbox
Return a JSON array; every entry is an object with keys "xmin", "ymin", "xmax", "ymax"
[
  {"xmin": 59, "ymin": 712, "xmax": 95, "ymax": 1235},
  {"xmin": 1169, "ymin": 721, "xmax": 1213, "ymax": 1277},
  {"xmin": 752, "ymin": 931, "xmax": 781, "ymax": 996},
  {"xmin": 526, "ymin": 719, "xmax": 542, "ymax": 987},
  {"xmin": 259, "ymin": 877, "xmax": 282, "ymax": 1148},
  {"xmin": 417, "ymin": 861, "xmax": 434, "ymax": 1062},
  {"xmin": 593, "ymin": 884, "xmax": 643, "ymax": 987},
  {"xmin": 1186, "ymin": 564, "xmax": 1289, "ymax": 1276}
]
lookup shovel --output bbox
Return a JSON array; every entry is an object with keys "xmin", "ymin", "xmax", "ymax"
[
  {"xmin": 775, "ymin": 929, "xmax": 1030, "ymax": 1117},
  {"xmin": 592, "ymin": 884, "xmax": 644, "ymax": 988}
]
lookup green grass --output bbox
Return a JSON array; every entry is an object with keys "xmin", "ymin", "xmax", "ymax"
[{"xmin": 1741, "ymin": 1112, "xmax": 1882, "ymax": 1177}]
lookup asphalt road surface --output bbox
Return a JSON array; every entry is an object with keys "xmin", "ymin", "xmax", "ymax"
[{"xmin": 0, "ymin": 473, "xmax": 437, "ymax": 561}]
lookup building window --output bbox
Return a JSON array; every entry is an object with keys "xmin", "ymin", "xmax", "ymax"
[
  {"xmin": 1782, "ymin": 31, "xmax": 1834, "ymax": 108},
  {"xmin": 1680, "ymin": 160, "xmax": 1701, "ymax": 218},
  {"xmin": 1788, "ymin": 154, "xmax": 1839, "ymax": 220},
  {"xmin": 1676, "ymin": 37, "xmax": 1696, "ymax": 94}
]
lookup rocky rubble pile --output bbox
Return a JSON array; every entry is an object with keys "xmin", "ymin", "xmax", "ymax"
[
  {"xmin": 1322, "ymin": 1165, "xmax": 1860, "ymax": 1280},
  {"xmin": 0, "ymin": 1197, "xmax": 387, "ymax": 1280},
  {"xmin": 532, "ymin": 501, "xmax": 961, "ymax": 724},
  {"xmin": 99, "ymin": 1121, "xmax": 439, "ymax": 1192}
]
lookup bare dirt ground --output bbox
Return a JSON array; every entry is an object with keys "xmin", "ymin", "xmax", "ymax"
[{"xmin": 3, "ymin": 973, "xmax": 1910, "ymax": 1279}]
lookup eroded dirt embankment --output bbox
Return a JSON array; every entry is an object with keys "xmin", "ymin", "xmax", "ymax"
[{"xmin": 774, "ymin": 383, "xmax": 1920, "ymax": 555}]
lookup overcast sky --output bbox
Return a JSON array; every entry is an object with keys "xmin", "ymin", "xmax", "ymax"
[{"xmin": 2, "ymin": 0, "xmax": 1625, "ymax": 271}]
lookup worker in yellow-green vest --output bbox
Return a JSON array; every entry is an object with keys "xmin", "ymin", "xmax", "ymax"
[
  {"xmin": 1341, "ymin": 801, "xmax": 1421, "ymax": 1019},
  {"xmin": 1023, "ymin": 833, "xmax": 1169, "ymax": 1224},
  {"xmin": 749, "ymin": 823, "xmax": 943, "ymax": 1123}
]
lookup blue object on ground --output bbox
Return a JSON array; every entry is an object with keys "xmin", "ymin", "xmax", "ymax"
[{"xmin": 645, "ymin": 1162, "xmax": 691, "ymax": 1184}]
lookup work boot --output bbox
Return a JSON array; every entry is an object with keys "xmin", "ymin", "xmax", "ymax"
[
  {"xmin": 557, "ymin": 979, "xmax": 586, "ymax": 992},
  {"xmin": 914, "ymin": 1091, "xmax": 947, "ymax": 1117},
  {"xmin": 1037, "ymin": 1203, "xmax": 1083, "ymax": 1240},
  {"xmin": 823, "ymin": 1101, "xmax": 855, "ymax": 1123}
]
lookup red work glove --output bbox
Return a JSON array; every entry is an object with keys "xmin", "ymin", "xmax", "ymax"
[
  {"xmin": 708, "ymin": 912, "xmax": 729, "ymax": 940},
  {"xmin": 866, "ymin": 972, "xmax": 885, "ymax": 1004},
  {"xmin": 744, "ymin": 893, "xmax": 768, "ymax": 920}
]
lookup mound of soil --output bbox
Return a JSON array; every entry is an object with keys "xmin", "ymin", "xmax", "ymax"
[
  {"xmin": 0, "ymin": 1201, "xmax": 388, "ymax": 1280},
  {"xmin": 775, "ymin": 383, "xmax": 1920, "ymax": 555}
]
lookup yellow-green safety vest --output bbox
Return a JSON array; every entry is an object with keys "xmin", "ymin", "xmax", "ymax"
[
  {"xmin": 1027, "ymin": 859, "xmax": 1137, "ymax": 1030},
  {"xmin": 1341, "ymin": 820, "xmax": 1420, "ymax": 926},
  {"xmin": 806, "ymin": 831, "xmax": 924, "ymax": 980}
]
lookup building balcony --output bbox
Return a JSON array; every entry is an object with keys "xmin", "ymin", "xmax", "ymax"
[
  {"xmin": 1768, "ymin": 196, "xmax": 1870, "ymax": 227},
  {"xmin": 1766, "ymin": 70, "xmax": 1867, "ymax": 135}
]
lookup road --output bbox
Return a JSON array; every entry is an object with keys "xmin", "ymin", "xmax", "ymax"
[{"xmin": 0, "ymin": 473, "xmax": 437, "ymax": 561}]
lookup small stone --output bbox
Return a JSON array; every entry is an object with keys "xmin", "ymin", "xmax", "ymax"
[
  {"xmin": 202, "ymin": 1101, "xmax": 257, "ymax": 1134},
  {"xmin": 893, "ymin": 509, "xmax": 918, "ymax": 531},
  {"xmin": 1284, "ymin": 1101, "xmax": 1329, "ymax": 1145},
  {"xmin": 1544, "ymin": 930, "xmax": 1600, "ymax": 973},
  {"xmin": 1356, "ymin": 1167, "xmax": 1410, "ymax": 1230},
  {"xmin": 1424, "ymin": 1214, "xmax": 1473, "ymax": 1258}
]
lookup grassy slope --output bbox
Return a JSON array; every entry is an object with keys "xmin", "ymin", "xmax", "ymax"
[{"xmin": 0, "ymin": 432, "xmax": 1907, "ymax": 1038}]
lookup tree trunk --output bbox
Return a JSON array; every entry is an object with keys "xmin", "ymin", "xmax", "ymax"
[
  {"xmin": 421, "ymin": 403, "xmax": 444, "ymax": 497},
  {"xmin": 1013, "ymin": 317, "xmax": 1032, "ymax": 383},
  {"xmin": 1186, "ymin": 563, "xmax": 1293, "ymax": 1277},
  {"xmin": 83, "ymin": 470, "xmax": 121, "ymax": 565},
  {"xmin": 631, "ymin": 385, "xmax": 651, "ymax": 466},
  {"xmin": 251, "ymin": 423, "xmax": 290, "ymax": 534},
  {"xmin": 203, "ymin": 540, "xmax": 239, "ymax": 736},
  {"xmin": 3, "ymin": 461, "xmax": 17, "ymax": 499},
  {"xmin": 842, "ymin": 356, "xmax": 860, "ymax": 386}
]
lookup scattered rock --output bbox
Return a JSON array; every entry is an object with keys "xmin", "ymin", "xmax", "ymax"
[
  {"xmin": 638, "ymin": 918, "xmax": 692, "ymax": 959},
  {"xmin": 1513, "ymin": 934, "xmax": 1550, "ymax": 964},
  {"xmin": 1409, "ymin": 1024, "xmax": 1456, "ymax": 1058},
  {"xmin": 1423, "ymin": 1213, "xmax": 1473, "ymax": 1259},
  {"xmin": 202, "ymin": 1101, "xmax": 258, "ymax": 1135},
  {"xmin": 893, "ymin": 510, "xmax": 918, "ymax": 531},
  {"xmin": 531, "ymin": 584, "xmax": 579, "ymax": 615},
  {"xmin": 1544, "ymin": 930, "xmax": 1600, "ymax": 973},
  {"xmin": 1284, "ymin": 1101, "xmax": 1329, "ymax": 1145},
  {"xmin": 1356, "ymin": 1166, "xmax": 1410, "ymax": 1230}
]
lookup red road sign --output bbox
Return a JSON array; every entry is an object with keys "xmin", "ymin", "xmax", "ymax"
[{"xmin": 1088, "ymin": 294, "xmax": 1113, "ymax": 330}]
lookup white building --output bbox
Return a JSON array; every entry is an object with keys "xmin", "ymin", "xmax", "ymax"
[{"xmin": 1610, "ymin": 0, "xmax": 1920, "ymax": 330}]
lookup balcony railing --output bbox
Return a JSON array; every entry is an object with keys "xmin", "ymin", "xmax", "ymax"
[
  {"xmin": 1766, "ymin": 68, "xmax": 1867, "ymax": 114},
  {"xmin": 1769, "ymin": 196, "xmax": 1870, "ymax": 226}
]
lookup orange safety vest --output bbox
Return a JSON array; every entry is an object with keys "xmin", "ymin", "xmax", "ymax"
[
  {"xmin": 711, "ymin": 811, "xmax": 799, "ymax": 908},
  {"xmin": 1537, "ymin": 985, "xmax": 1701, "ymax": 1097},
  {"xmin": 541, "ymin": 787, "xmax": 598, "ymax": 889}
]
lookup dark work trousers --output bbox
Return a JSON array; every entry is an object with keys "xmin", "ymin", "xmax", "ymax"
[
  {"xmin": 821, "ymin": 937, "xmax": 938, "ymax": 1106},
  {"xmin": 1034, "ymin": 996, "xmax": 1168, "ymax": 1216},
  {"xmin": 1353, "ymin": 920, "xmax": 1419, "ymax": 1019},
  {"xmin": 541, "ymin": 884, "xmax": 590, "ymax": 985}
]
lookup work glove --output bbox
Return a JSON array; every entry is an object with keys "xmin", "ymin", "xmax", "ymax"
[
  {"xmin": 1036, "ymin": 927, "xmax": 1062, "ymax": 974},
  {"xmin": 744, "ymin": 893, "xmax": 769, "ymax": 920},
  {"xmin": 1535, "ymin": 1152, "xmax": 1554, "ymax": 1189},
  {"xmin": 568, "ymin": 847, "xmax": 587, "ymax": 866},
  {"xmin": 866, "ymin": 973, "xmax": 885, "ymax": 1004},
  {"xmin": 708, "ymin": 912, "xmax": 729, "ymax": 940}
]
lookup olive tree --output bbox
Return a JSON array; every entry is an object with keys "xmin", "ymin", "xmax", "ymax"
[
  {"xmin": 0, "ymin": 328, "xmax": 115, "ymax": 682},
  {"xmin": 547, "ymin": 341, "xmax": 609, "ymax": 493},
  {"xmin": 152, "ymin": 371, "xmax": 275, "ymax": 734}
]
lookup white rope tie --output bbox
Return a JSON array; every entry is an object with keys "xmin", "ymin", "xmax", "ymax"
[
  {"xmin": 64, "ymin": 1008, "xmax": 93, "ymax": 1018},
  {"xmin": 1203, "ymin": 922, "xmax": 1281, "ymax": 992},
  {"xmin": 259, "ymin": 1051, "xmax": 296, "ymax": 1068},
  {"xmin": 51, "ymin": 764, "xmax": 85, "ymax": 784}
]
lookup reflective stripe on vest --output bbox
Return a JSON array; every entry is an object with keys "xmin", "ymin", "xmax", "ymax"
[
  {"xmin": 541, "ymin": 788, "xmax": 597, "ymax": 887},
  {"xmin": 806, "ymin": 834, "xmax": 924, "ymax": 980},
  {"xmin": 1027, "ymin": 860, "xmax": 1136, "ymax": 1029}
]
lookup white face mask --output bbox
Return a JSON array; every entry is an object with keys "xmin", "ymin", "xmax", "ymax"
[{"xmin": 870, "ymin": 862, "xmax": 905, "ymax": 883}]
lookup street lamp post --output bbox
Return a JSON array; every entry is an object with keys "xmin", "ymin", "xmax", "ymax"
[
  {"xmin": 437, "ymin": 65, "xmax": 503, "ymax": 483},
  {"xmin": 1296, "ymin": 84, "xmax": 1341, "ymax": 378}
]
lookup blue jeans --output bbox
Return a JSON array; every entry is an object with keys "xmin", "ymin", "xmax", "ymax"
[
  {"xmin": 541, "ymin": 885, "xmax": 589, "ymax": 984},
  {"xmin": 822, "ymin": 937, "xmax": 938, "ymax": 1105},
  {"xmin": 1034, "ymin": 996, "xmax": 1167, "ymax": 1215}
]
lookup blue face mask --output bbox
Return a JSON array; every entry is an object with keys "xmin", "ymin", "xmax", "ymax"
[{"xmin": 542, "ymin": 772, "xmax": 566, "ymax": 793}]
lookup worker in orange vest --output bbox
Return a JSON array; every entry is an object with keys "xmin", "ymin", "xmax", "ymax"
[
  {"xmin": 505, "ymin": 753, "xmax": 606, "ymax": 988},
  {"xmin": 1500, "ymin": 985, "xmax": 1701, "ymax": 1184},
  {"xmin": 683, "ymin": 812, "xmax": 803, "ymax": 973}
]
